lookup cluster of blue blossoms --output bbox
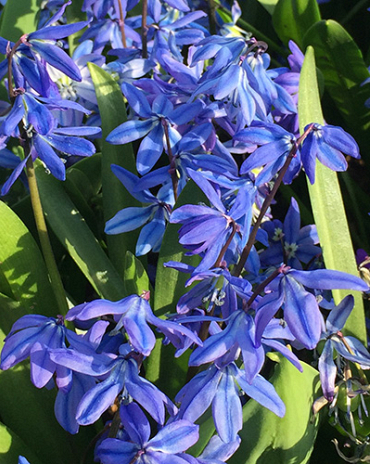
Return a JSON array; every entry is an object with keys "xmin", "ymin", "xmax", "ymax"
[{"xmin": 1, "ymin": 1, "xmax": 370, "ymax": 463}]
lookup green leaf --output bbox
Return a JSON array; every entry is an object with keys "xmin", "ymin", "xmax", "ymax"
[
  {"xmin": 272, "ymin": 0, "xmax": 321, "ymax": 48},
  {"xmin": 35, "ymin": 163, "xmax": 127, "ymax": 302},
  {"xmin": 0, "ymin": 0, "xmax": 41, "ymax": 41},
  {"xmin": 89, "ymin": 63, "xmax": 139, "ymax": 276},
  {"xmin": 298, "ymin": 46, "xmax": 366, "ymax": 343},
  {"xmin": 0, "ymin": 316, "xmax": 77, "ymax": 464},
  {"xmin": 229, "ymin": 355, "xmax": 320, "ymax": 464},
  {"xmin": 124, "ymin": 251, "xmax": 152, "ymax": 297},
  {"xmin": 0, "ymin": 421, "xmax": 45, "ymax": 464},
  {"xmin": 303, "ymin": 20, "xmax": 370, "ymax": 154},
  {"xmin": 65, "ymin": 168, "xmax": 101, "ymax": 238},
  {"xmin": 256, "ymin": 0, "xmax": 279, "ymax": 15},
  {"xmin": 0, "ymin": 200, "xmax": 57, "ymax": 315},
  {"xmin": 70, "ymin": 152, "xmax": 102, "ymax": 196}
]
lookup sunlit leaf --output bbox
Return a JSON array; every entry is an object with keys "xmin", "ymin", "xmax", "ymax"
[{"xmin": 298, "ymin": 46, "xmax": 366, "ymax": 343}]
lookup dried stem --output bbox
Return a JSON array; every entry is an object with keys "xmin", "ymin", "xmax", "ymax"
[
  {"xmin": 117, "ymin": 0, "xmax": 127, "ymax": 48},
  {"xmin": 141, "ymin": 0, "xmax": 148, "ymax": 58}
]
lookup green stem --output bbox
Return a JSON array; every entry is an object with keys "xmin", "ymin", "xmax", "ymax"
[
  {"xmin": 208, "ymin": 0, "xmax": 217, "ymax": 35},
  {"xmin": 26, "ymin": 156, "xmax": 69, "ymax": 314}
]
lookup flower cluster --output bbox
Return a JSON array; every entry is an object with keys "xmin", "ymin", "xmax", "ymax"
[{"xmin": 0, "ymin": 1, "xmax": 369, "ymax": 463}]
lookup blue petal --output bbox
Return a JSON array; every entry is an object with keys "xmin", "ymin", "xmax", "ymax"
[
  {"xmin": 136, "ymin": 208, "xmax": 166, "ymax": 255},
  {"xmin": 33, "ymin": 135, "xmax": 66, "ymax": 181},
  {"xmin": 1, "ymin": 154, "xmax": 30, "ymax": 196},
  {"xmin": 237, "ymin": 371, "xmax": 285, "ymax": 418},
  {"xmin": 283, "ymin": 276, "xmax": 321, "ymax": 349},
  {"xmin": 136, "ymin": 122, "xmax": 164, "ymax": 175},
  {"xmin": 121, "ymin": 82, "xmax": 152, "ymax": 118},
  {"xmin": 318, "ymin": 340, "xmax": 336, "ymax": 401},
  {"xmin": 44, "ymin": 134, "xmax": 96, "ymax": 157},
  {"xmin": 107, "ymin": 118, "xmax": 155, "ymax": 145},
  {"xmin": 54, "ymin": 372, "xmax": 95, "ymax": 434},
  {"xmin": 213, "ymin": 368, "xmax": 242, "ymax": 443},
  {"xmin": 289, "ymin": 269, "xmax": 369, "ymax": 292},
  {"xmin": 29, "ymin": 39, "xmax": 82, "ymax": 81},
  {"xmin": 125, "ymin": 359, "xmax": 167, "ymax": 424},
  {"xmin": 326, "ymin": 295, "xmax": 354, "ymax": 333},
  {"xmin": 188, "ymin": 169, "xmax": 225, "ymax": 213},
  {"xmin": 147, "ymin": 421, "xmax": 199, "ymax": 454},
  {"xmin": 119, "ymin": 402, "xmax": 150, "ymax": 446},
  {"xmin": 96, "ymin": 438, "xmax": 139, "ymax": 463},
  {"xmin": 28, "ymin": 21, "xmax": 89, "ymax": 40},
  {"xmin": 105, "ymin": 205, "xmax": 153, "ymax": 235},
  {"xmin": 176, "ymin": 366, "xmax": 221, "ymax": 422},
  {"xmin": 76, "ymin": 361, "xmax": 125, "ymax": 425},
  {"xmin": 284, "ymin": 197, "xmax": 300, "ymax": 244}
]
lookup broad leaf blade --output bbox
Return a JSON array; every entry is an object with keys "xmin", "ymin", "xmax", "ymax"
[
  {"xmin": 229, "ymin": 355, "xmax": 320, "ymax": 464},
  {"xmin": 89, "ymin": 63, "xmax": 139, "ymax": 276},
  {"xmin": 0, "ymin": 0, "xmax": 40, "ymax": 41},
  {"xmin": 0, "ymin": 200, "xmax": 57, "ymax": 314},
  {"xmin": 0, "ymin": 420, "xmax": 46, "ymax": 464},
  {"xmin": 298, "ymin": 46, "xmax": 366, "ymax": 343},
  {"xmin": 124, "ymin": 250, "xmax": 152, "ymax": 297},
  {"xmin": 272, "ymin": 0, "xmax": 321, "ymax": 48},
  {"xmin": 35, "ymin": 162, "xmax": 127, "ymax": 301}
]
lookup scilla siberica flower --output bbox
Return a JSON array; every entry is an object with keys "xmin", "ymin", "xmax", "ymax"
[
  {"xmin": 254, "ymin": 266, "xmax": 369, "ymax": 350},
  {"xmin": 65, "ymin": 292, "xmax": 202, "ymax": 357},
  {"xmin": 301, "ymin": 123, "xmax": 360, "ymax": 184},
  {"xmin": 318, "ymin": 295, "xmax": 370, "ymax": 401},
  {"xmin": 96, "ymin": 402, "xmax": 199, "ymax": 464},
  {"xmin": 0, "ymin": 314, "xmax": 71, "ymax": 389},
  {"xmin": 104, "ymin": 164, "xmax": 173, "ymax": 255}
]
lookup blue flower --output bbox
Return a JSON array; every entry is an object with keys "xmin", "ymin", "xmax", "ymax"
[
  {"xmin": 104, "ymin": 164, "xmax": 174, "ymax": 255},
  {"xmin": 50, "ymin": 344, "xmax": 174, "ymax": 425},
  {"xmin": 96, "ymin": 402, "xmax": 199, "ymax": 464},
  {"xmin": 107, "ymin": 82, "xmax": 202, "ymax": 174},
  {"xmin": 170, "ymin": 169, "xmax": 245, "ymax": 274},
  {"xmin": 66, "ymin": 293, "xmax": 202, "ymax": 357},
  {"xmin": 260, "ymin": 197, "xmax": 321, "ymax": 269},
  {"xmin": 176, "ymin": 361, "xmax": 284, "ymax": 443},
  {"xmin": 254, "ymin": 266, "xmax": 369, "ymax": 350},
  {"xmin": 301, "ymin": 123, "xmax": 360, "ymax": 184},
  {"xmin": 318, "ymin": 295, "xmax": 370, "ymax": 401},
  {"xmin": 235, "ymin": 123, "xmax": 300, "ymax": 186},
  {"xmin": 0, "ymin": 314, "xmax": 72, "ymax": 388}
]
